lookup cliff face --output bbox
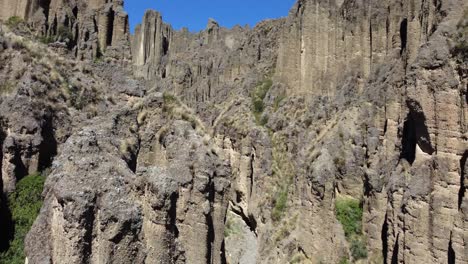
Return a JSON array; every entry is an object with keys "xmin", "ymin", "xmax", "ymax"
[
  {"xmin": 0, "ymin": 0, "xmax": 130, "ymax": 59},
  {"xmin": 276, "ymin": 0, "xmax": 443, "ymax": 96},
  {"xmin": 0, "ymin": 0, "xmax": 466, "ymax": 263},
  {"xmin": 128, "ymin": 0, "xmax": 467, "ymax": 262},
  {"xmin": 130, "ymin": 10, "xmax": 283, "ymax": 122}
]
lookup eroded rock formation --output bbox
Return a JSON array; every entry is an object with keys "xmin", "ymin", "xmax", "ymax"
[
  {"xmin": 0, "ymin": 0, "xmax": 130, "ymax": 59},
  {"xmin": 0, "ymin": 0, "xmax": 465, "ymax": 263}
]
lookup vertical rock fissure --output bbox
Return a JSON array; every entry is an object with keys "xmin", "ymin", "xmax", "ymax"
[
  {"xmin": 249, "ymin": 152, "xmax": 255, "ymax": 198},
  {"xmin": 106, "ymin": 8, "xmax": 115, "ymax": 46},
  {"xmin": 220, "ymin": 240, "xmax": 227, "ymax": 264},
  {"xmin": 39, "ymin": 0, "xmax": 51, "ymax": 23},
  {"xmin": 459, "ymin": 151, "xmax": 467, "ymax": 210},
  {"xmin": 38, "ymin": 114, "xmax": 58, "ymax": 172},
  {"xmin": 82, "ymin": 203, "xmax": 97, "ymax": 263},
  {"xmin": 448, "ymin": 232, "xmax": 455, "ymax": 264},
  {"xmin": 382, "ymin": 213, "xmax": 389, "ymax": 264},
  {"xmin": 128, "ymin": 137, "xmax": 141, "ymax": 173},
  {"xmin": 13, "ymin": 149, "xmax": 28, "ymax": 183},
  {"xmin": 0, "ymin": 125, "xmax": 14, "ymax": 252},
  {"xmin": 206, "ymin": 178, "xmax": 215, "ymax": 264},
  {"xmin": 0, "ymin": 123, "xmax": 4, "ymax": 190},
  {"xmin": 168, "ymin": 192, "xmax": 180, "ymax": 262},
  {"xmin": 400, "ymin": 19, "xmax": 408, "ymax": 56},
  {"xmin": 391, "ymin": 235, "xmax": 399, "ymax": 264}
]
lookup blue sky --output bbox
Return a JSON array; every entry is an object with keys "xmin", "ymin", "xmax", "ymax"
[{"xmin": 124, "ymin": 0, "xmax": 296, "ymax": 33}]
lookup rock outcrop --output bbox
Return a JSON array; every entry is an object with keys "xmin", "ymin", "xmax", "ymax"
[
  {"xmin": 0, "ymin": 0, "xmax": 130, "ymax": 60},
  {"xmin": 26, "ymin": 96, "xmax": 231, "ymax": 264}
]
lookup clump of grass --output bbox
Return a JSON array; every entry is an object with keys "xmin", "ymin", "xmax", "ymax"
[
  {"xmin": 251, "ymin": 78, "xmax": 272, "ymax": 125},
  {"xmin": 0, "ymin": 173, "xmax": 45, "ymax": 264},
  {"xmin": 5, "ymin": 16, "xmax": 23, "ymax": 28},
  {"xmin": 163, "ymin": 92, "xmax": 177, "ymax": 104},
  {"xmin": 339, "ymin": 257, "xmax": 351, "ymax": 264},
  {"xmin": 224, "ymin": 214, "xmax": 242, "ymax": 238},
  {"xmin": 273, "ymin": 93, "xmax": 286, "ymax": 111},
  {"xmin": 271, "ymin": 185, "xmax": 289, "ymax": 222},
  {"xmin": 350, "ymin": 237, "xmax": 368, "ymax": 260},
  {"xmin": 39, "ymin": 35, "xmax": 55, "ymax": 44},
  {"xmin": 335, "ymin": 197, "xmax": 368, "ymax": 261}
]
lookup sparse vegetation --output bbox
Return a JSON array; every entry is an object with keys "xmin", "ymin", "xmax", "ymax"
[
  {"xmin": 61, "ymin": 80, "xmax": 99, "ymax": 110},
  {"xmin": 335, "ymin": 196, "xmax": 368, "ymax": 261},
  {"xmin": 270, "ymin": 134, "xmax": 295, "ymax": 222},
  {"xmin": 350, "ymin": 237, "xmax": 368, "ymax": 260},
  {"xmin": 6, "ymin": 16, "xmax": 23, "ymax": 28},
  {"xmin": 57, "ymin": 26, "xmax": 73, "ymax": 41},
  {"xmin": 273, "ymin": 93, "xmax": 286, "ymax": 111},
  {"xmin": 290, "ymin": 252, "xmax": 306, "ymax": 263},
  {"xmin": 39, "ymin": 35, "xmax": 55, "ymax": 44},
  {"xmin": 251, "ymin": 78, "xmax": 272, "ymax": 125},
  {"xmin": 271, "ymin": 185, "xmax": 289, "ymax": 222},
  {"xmin": 339, "ymin": 257, "xmax": 351, "ymax": 264},
  {"xmin": 0, "ymin": 82, "xmax": 15, "ymax": 94},
  {"xmin": 0, "ymin": 173, "xmax": 45, "ymax": 264},
  {"xmin": 224, "ymin": 214, "xmax": 242, "ymax": 238},
  {"xmin": 452, "ymin": 9, "xmax": 468, "ymax": 60},
  {"xmin": 163, "ymin": 92, "xmax": 177, "ymax": 104}
]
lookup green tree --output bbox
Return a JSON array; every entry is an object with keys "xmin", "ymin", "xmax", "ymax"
[{"xmin": 0, "ymin": 173, "xmax": 45, "ymax": 264}]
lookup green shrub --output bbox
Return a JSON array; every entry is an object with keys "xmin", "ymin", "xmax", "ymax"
[
  {"xmin": 350, "ymin": 238, "xmax": 368, "ymax": 260},
  {"xmin": 251, "ymin": 78, "xmax": 272, "ymax": 125},
  {"xmin": 271, "ymin": 185, "xmax": 288, "ymax": 222},
  {"xmin": 0, "ymin": 173, "xmax": 45, "ymax": 264},
  {"xmin": 6, "ymin": 16, "xmax": 23, "ymax": 28},
  {"xmin": 339, "ymin": 257, "xmax": 351, "ymax": 264},
  {"xmin": 335, "ymin": 198, "xmax": 362, "ymax": 238},
  {"xmin": 163, "ymin": 92, "xmax": 177, "ymax": 104},
  {"xmin": 335, "ymin": 197, "xmax": 368, "ymax": 261}
]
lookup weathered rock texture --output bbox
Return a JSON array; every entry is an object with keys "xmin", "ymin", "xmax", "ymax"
[
  {"xmin": 129, "ymin": 1, "xmax": 468, "ymax": 263},
  {"xmin": 0, "ymin": 0, "xmax": 130, "ymax": 60},
  {"xmin": 0, "ymin": 0, "xmax": 465, "ymax": 263}
]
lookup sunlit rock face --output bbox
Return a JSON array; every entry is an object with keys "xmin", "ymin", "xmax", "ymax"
[
  {"xmin": 0, "ymin": 0, "xmax": 130, "ymax": 59},
  {"xmin": 0, "ymin": 0, "xmax": 464, "ymax": 263}
]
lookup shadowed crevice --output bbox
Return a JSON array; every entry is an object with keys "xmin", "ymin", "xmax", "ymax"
[
  {"xmin": 459, "ymin": 151, "xmax": 467, "ymax": 210},
  {"xmin": 391, "ymin": 235, "xmax": 399, "ymax": 264},
  {"xmin": 38, "ymin": 114, "xmax": 57, "ymax": 172},
  {"xmin": 106, "ymin": 8, "xmax": 115, "ymax": 47},
  {"xmin": 400, "ymin": 19, "xmax": 408, "ymax": 56},
  {"xmin": 400, "ymin": 100, "xmax": 434, "ymax": 164},
  {"xmin": 448, "ymin": 233, "xmax": 455, "ymax": 264},
  {"xmin": 382, "ymin": 213, "xmax": 389, "ymax": 264},
  {"xmin": 206, "ymin": 180, "xmax": 215, "ymax": 264}
]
